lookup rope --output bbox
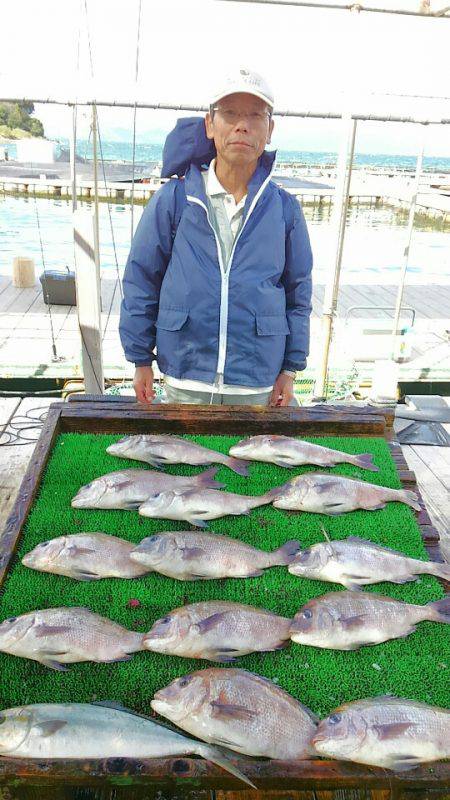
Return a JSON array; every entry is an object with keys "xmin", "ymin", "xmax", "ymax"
[
  {"xmin": 130, "ymin": 0, "xmax": 143, "ymax": 241},
  {"xmin": 0, "ymin": 406, "xmax": 48, "ymax": 447}
]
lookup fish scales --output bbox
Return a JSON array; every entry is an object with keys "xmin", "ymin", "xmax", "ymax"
[
  {"xmin": 230, "ymin": 435, "xmax": 378, "ymax": 472},
  {"xmin": 130, "ymin": 530, "xmax": 300, "ymax": 580},
  {"xmin": 143, "ymin": 601, "xmax": 292, "ymax": 661},
  {"xmin": 107, "ymin": 434, "xmax": 249, "ymax": 476},
  {"xmin": 151, "ymin": 668, "xmax": 318, "ymax": 760}
]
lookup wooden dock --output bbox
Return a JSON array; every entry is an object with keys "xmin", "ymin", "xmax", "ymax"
[{"xmin": 0, "ymin": 273, "xmax": 449, "ymax": 383}]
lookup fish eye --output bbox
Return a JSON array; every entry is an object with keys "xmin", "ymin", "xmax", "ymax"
[
  {"xmin": 159, "ymin": 616, "xmax": 171, "ymax": 624},
  {"xmin": 148, "ymin": 535, "xmax": 160, "ymax": 542},
  {"xmin": 329, "ymin": 713, "xmax": 342, "ymax": 725},
  {"xmin": 38, "ymin": 541, "xmax": 49, "ymax": 548},
  {"xmin": 5, "ymin": 617, "xmax": 17, "ymax": 624},
  {"xmin": 178, "ymin": 675, "xmax": 192, "ymax": 688},
  {"xmin": 298, "ymin": 551, "xmax": 311, "ymax": 562},
  {"xmin": 303, "ymin": 609, "xmax": 313, "ymax": 619}
]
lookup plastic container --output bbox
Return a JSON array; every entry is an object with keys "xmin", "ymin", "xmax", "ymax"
[{"xmin": 39, "ymin": 269, "xmax": 77, "ymax": 306}]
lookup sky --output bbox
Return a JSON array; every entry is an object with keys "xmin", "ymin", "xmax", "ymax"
[{"xmin": 1, "ymin": 0, "xmax": 450, "ymax": 155}]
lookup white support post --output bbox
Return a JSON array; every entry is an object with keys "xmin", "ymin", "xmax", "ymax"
[
  {"xmin": 391, "ymin": 126, "xmax": 427, "ymax": 359},
  {"xmin": 73, "ymin": 209, "xmax": 104, "ymax": 394},
  {"xmin": 70, "ymin": 104, "xmax": 77, "ymax": 213},
  {"xmin": 313, "ymin": 113, "xmax": 357, "ymax": 400}
]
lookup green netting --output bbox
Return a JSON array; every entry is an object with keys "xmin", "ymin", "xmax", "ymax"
[{"xmin": 0, "ymin": 434, "xmax": 448, "ymax": 718}]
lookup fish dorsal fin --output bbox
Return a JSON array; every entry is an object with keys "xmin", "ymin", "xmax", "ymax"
[
  {"xmin": 320, "ymin": 525, "xmax": 331, "ymax": 543},
  {"xmin": 346, "ymin": 537, "xmax": 409, "ymax": 558}
]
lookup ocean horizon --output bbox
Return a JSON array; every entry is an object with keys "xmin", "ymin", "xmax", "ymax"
[{"xmin": 5, "ymin": 139, "xmax": 450, "ymax": 173}]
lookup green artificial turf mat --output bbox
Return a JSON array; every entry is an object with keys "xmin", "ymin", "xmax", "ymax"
[{"xmin": 0, "ymin": 433, "xmax": 448, "ymax": 718}]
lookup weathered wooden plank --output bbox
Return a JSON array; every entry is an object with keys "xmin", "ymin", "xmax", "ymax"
[
  {"xmin": 0, "ymin": 402, "xmax": 61, "ymax": 584},
  {"xmin": 0, "ymin": 756, "xmax": 448, "ymax": 790}
]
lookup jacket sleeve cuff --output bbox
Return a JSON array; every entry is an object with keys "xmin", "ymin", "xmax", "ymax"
[
  {"xmin": 282, "ymin": 359, "xmax": 307, "ymax": 373},
  {"xmin": 134, "ymin": 359, "xmax": 155, "ymax": 367}
]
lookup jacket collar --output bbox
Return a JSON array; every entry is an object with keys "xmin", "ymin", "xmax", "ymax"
[{"xmin": 185, "ymin": 148, "xmax": 276, "ymax": 213}]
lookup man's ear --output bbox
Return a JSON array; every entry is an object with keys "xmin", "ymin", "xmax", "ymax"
[
  {"xmin": 267, "ymin": 117, "xmax": 274, "ymax": 145},
  {"xmin": 205, "ymin": 113, "xmax": 214, "ymax": 141}
]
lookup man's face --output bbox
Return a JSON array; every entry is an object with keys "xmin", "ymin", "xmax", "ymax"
[{"xmin": 205, "ymin": 92, "xmax": 274, "ymax": 168}]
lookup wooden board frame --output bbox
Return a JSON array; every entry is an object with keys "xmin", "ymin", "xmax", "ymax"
[{"xmin": 0, "ymin": 400, "xmax": 448, "ymax": 794}]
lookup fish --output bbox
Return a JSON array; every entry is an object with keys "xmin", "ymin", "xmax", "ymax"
[
  {"xmin": 230, "ymin": 435, "xmax": 378, "ymax": 472},
  {"xmin": 313, "ymin": 697, "xmax": 450, "ymax": 771},
  {"xmin": 138, "ymin": 486, "xmax": 283, "ymax": 527},
  {"xmin": 143, "ymin": 601, "xmax": 292, "ymax": 661},
  {"xmin": 0, "ymin": 607, "xmax": 144, "ymax": 670},
  {"xmin": 289, "ymin": 590, "xmax": 450, "ymax": 650},
  {"xmin": 288, "ymin": 535, "xmax": 450, "ymax": 590},
  {"xmin": 22, "ymin": 532, "xmax": 150, "ymax": 581},
  {"xmin": 272, "ymin": 472, "xmax": 421, "ymax": 515},
  {"xmin": 151, "ymin": 667, "xmax": 318, "ymax": 759},
  {"xmin": 0, "ymin": 702, "xmax": 254, "ymax": 786},
  {"xmin": 130, "ymin": 530, "xmax": 301, "ymax": 580},
  {"xmin": 71, "ymin": 467, "xmax": 223, "ymax": 510},
  {"xmin": 107, "ymin": 434, "xmax": 249, "ymax": 476}
]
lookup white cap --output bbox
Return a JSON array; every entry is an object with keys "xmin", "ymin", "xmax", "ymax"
[{"xmin": 210, "ymin": 69, "xmax": 274, "ymax": 109}]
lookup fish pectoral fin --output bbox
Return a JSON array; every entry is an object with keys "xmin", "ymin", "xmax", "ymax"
[
  {"xmin": 103, "ymin": 654, "xmax": 134, "ymax": 663},
  {"xmin": 272, "ymin": 457, "xmax": 297, "ymax": 468},
  {"xmin": 338, "ymin": 614, "xmax": 367, "ymax": 630},
  {"xmin": 210, "ymin": 701, "xmax": 256, "ymax": 721},
  {"xmin": 191, "ymin": 519, "xmax": 209, "ymax": 529},
  {"xmin": 181, "ymin": 546, "xmax": 207, "ymax": 560},
  {"xmin": 363, "ymin": 502, "xmax": 387, "ymax": 511},
  {"xmin": 39, "ymin": 657, "xmax": 70, "ymax": 671},
  {"xmin": 32, "ymin": 720, "xmax": 68, "ymax": 737},
  {"xmin": 388, "ymin": 754, "xmax": 423, "ymax": 772},
  {"xmin": 323, "ymin": 502, "xmax": 348, "ymax": 514},
  {"xmin": 72, "ymin": 570, "xmax": 102, "ymax": 581},
  {"xmin": 208, "ymin": 648, "xmax": 240, "ymax": 662},
  {"xmin": 67, "ymin": 545, "xmax": 96, "ymax": 556},
  {"xmin": 246, "ymin": 569, "xmax": 264, "ymax": 577},
  {"xmin": 373, "ymin": 722, "xmax": 417, "ymax": 741},
  {"xmin": 122, "ymin": 501, "xmax": 142, "ymax": 510},
  {"xmin": 194, "ymin": 612, "xmax": 229, "ymax": 635},
  {"xmin": 33, "ymin": 624, "xmax": 72, "ymax": 638}
]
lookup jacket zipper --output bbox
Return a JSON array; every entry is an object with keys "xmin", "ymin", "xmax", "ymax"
[{"xmin": 186, "ymin": 164, "xmax": 275, "ymax": 382}]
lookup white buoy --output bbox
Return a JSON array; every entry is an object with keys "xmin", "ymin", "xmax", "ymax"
[{"xmin": 12, "ymin": 257, "xmax": 36, "ymax": 288}]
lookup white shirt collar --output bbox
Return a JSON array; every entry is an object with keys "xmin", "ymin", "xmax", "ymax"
[{"xmin": 206, "ymin": 159, "xmax": 247, "ymax": 207}]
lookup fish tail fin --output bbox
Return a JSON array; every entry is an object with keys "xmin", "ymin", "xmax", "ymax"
[
  {"xmin": 427, "ymin": 595, "xmax": 450, "ymax": 623},
  {"xmin": 424, "ymin": 561, "xmax": 450, "ymax": 581},
  {"xmin": 263, "ymin": 483, "xmax": 290, "ymax": 503},
  {"xmin": 397, "ymin": 489, "xmax": 421, "ymax": 512},
  {"xmin": 198, "ymin": 744, "xmax": 257, "ymax": 789},
  {"xmin": 198, "ymin": 467, "xmax": 225, "ymax": 489},
  {"xmin": 225, "ymin": 457, "xmax": 250, "ymax": 477},
  {"xmin": 351, "ymin": 453, "xmax": 379, "ymax": 472},
  {"xmin": 271, "ymin": 539, "xmax": 302, "ymax": 565}
]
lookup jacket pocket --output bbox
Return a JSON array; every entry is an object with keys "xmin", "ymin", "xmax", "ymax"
[
  {"xmin": 256, "ymin": 314, "xmax": 290, "ymax": 336},
  {"xmin": 155, "ymin": 308, "xmax": 189, "ymax": 331}
]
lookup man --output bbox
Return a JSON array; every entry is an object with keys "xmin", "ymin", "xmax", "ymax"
[{"xmin": 120, "ymin": 69, "xmax": 313, "ymax": 406}]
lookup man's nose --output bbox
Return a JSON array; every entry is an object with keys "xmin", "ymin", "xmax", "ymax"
[{"xmin": 234, "ymin": 117, "xmax": 249, "ymax": 131}]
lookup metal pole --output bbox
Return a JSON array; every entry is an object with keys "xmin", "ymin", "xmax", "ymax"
[
  {"xmin": 391, "ymin": 126, "xmax": 427, "ymax": 359},
  {"xmin": 70, "ymin": 105, "xmax": 77, "ymax": 212},
  {"xmin": 218, "ymin": 0, "xmax": 450, "ymax": 17},
  {"xmin": 313, "ymin": 114, "xmax": 357, "ymax": 400}
]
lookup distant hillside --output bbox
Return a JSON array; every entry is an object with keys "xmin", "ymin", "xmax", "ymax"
[{"xmin": 0, "ymin": 101, "xmax": 44, "ymax": 141}]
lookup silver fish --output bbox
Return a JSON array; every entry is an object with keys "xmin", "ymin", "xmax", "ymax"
[
  {"xmin": 273, "ymin": 472, "xmax": 421, "ymax": 515},
  {"xmin": 289, "ymin": 535, "xmax": 450, "ymax": 590},
  {"xmin": 313, "ymin": 697, "xmax": 450, "ymax": 771},
  {"xmin": 138, "ymin": 486, "xmax": 283, "ymax": 527},
  {"xmin": 71, "ymin": 467, "xmax": 223, "ymax": 510},
  {"xmin": 0, "ymin": 607, "xmax": 144, "ymax": 670},
  {"xmin": 22, "ymin": 532, "xmax": 150, "ymax": 581},
  {"xmin": 290, "ymin": 590, "xmax": 450, "ymax": 650},
  {"xmin": 151, "ymin": 667, "xmax": 318, "ymax": 759},
  {"xmin": 143, "ymin": 601, "xmax": 292, "ymax": 661},
  {"xmin": 230, "ymin": 435, "xmax": 378, "ymax": 472},
  {"xmin": 130, "ymin": 530, "xmax": 300, "ymax": 580},
  {"xmin": 0, "ymin": 702, "xmax": 253, "ymax": 785},
  {"xmin": 107, "ymin": 434, "xmax": 249, "ymax": 476}
]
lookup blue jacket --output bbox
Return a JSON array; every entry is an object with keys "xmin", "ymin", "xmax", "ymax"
[{"xmin": 119, "ymin": 117, "xmax": 313, "ymax": 387}]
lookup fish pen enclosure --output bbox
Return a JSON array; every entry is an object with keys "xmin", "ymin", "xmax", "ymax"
[{"xmin": 0, "ymin": 398, "xmax": 448, "ymax": 799}]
